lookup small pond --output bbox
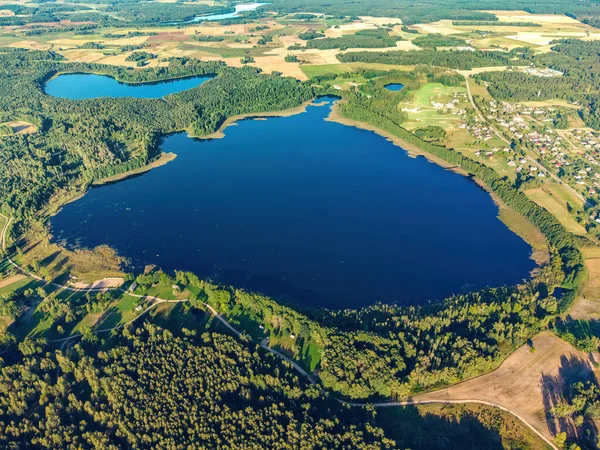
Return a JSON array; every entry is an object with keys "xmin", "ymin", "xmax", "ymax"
[{"xmin": 385, "ymin": 83, "xmax": 405, "ymax": 92}]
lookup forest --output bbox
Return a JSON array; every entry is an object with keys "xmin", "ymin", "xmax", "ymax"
[
  {"xmin": 475, "ymin": 40, "xmax": 600, "ymax": 129},
  {"xmin": 0, "ymin": 6, "xmax": 598, "ymax": 444},
  {"xmin": 303, "ymin": 29, "xmax": 403, "ymax": 50},
  {"xmin": 0, "ymin": 323, "xmax": 396, "ymax": 448},
  {"xmin": 0, "ymin": 48, "xmax": 315, "ymax": 220},
  {"xmin": 337, "ymin": 49, "xmax": 527, "ymax": 70}
]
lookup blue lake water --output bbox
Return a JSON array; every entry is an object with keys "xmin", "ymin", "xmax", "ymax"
[
  {"xmin": 186, "ymin": 2, "xmax": 267, "ymax": 23},
  {"xmin": 45, "ymin": 73, "xmax": 214, "ymax": 100},
  {"xmin": 385, "ymin": 83, "xmax": 404, "ymax": 91},
  {"xmin": 51, "ymin": 96, "xmax": 535, "ymax": 309}
]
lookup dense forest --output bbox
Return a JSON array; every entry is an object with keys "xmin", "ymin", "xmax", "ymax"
[
  {"xmin": 270, "ymin": 0, "xmax": 600, "ymax": 26},
  {"xmin": 0, "ymin": 322, "xmax": 396, "ymax": 448},
  {"xmin": 0, "ymin": 48, "xmax": 315, "ymax": 220},
  {"xmin": 303, "ymin": 29, "xmax": 403, "ymax": 50},
  {"xmin": 337, "ymin": 49, "xmax": 527, "ymax": 70}
]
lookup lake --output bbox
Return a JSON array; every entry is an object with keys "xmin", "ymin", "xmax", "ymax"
[
  {"xmin": 51, "ymin": 96, "xmax": 535, "ymax": 309},
  {"xmin": 185, "ymin": 2, "xmax": 267, "ymax": 22},
  {"xmin": 385, "ymin": 83, "xmax": 404, "ymax": 91},
  {"xmin": 45, "ymin": 73, "xmax": 214, "ymax": 100}
]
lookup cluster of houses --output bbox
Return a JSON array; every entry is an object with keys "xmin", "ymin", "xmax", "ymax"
[
  {"xmin": 521, "ymin": 67, "xmax": 564, "ymax": 78},
  {"xmin": 461, "ymin": 115, "xmax": 495, "ymax": 141}
]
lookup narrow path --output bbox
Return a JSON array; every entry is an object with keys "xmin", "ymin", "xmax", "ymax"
[
  {"xmin": 462, "ymin": 76, "xmax": 586, "ymax": 205},
  {"xmin": 0, "ymin": 214, "xmax": 558, "ymax": 450}
]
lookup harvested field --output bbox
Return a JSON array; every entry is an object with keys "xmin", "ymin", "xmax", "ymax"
[
  {"xmin": 3, "ymin": 120, "xmax": 36, "ymax": 134},
  {"xmin": 414, "ymin": 332, "xmax": 600, "ymax": 444},
  {"xmin": 483, "ymin": 11, "xmax": 582, "ymax": 24},
  {"xmin": 70, "ymin": 277, "xmax": 124, "ymax": 290},
  {"xmin": 0, "ymin": 274, "xmax": 25, "ymax": 290},
  {"xmin": 359, "ymin": 16, "xmax": 403, "ymax": 27}
]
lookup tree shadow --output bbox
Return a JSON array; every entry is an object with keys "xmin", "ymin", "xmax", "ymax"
[
  {"xmin": 541, "ymin": 354, "xmax": 599, "ymax": 448},
  {"xmin": 39, "ymin": 251, "xmax": 60, "ymax": 268},
  {"xmin": 94, "ymin": 306, "xmax": 122, "ymax": 331},
  {"xmin": 375, "ymin": 405, "xmax": 505, "ymax": 450}
]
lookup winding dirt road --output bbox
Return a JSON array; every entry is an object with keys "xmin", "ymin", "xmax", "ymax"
[{"xmin": 0, "ymin": 213, "xmax": 558, "ymax": 449}]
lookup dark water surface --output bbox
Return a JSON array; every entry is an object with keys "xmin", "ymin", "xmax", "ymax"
[
  {"xmin": 51, "ymin": 96, "xmax": 534, "ymax": 308},
  {"xmin": 45, "ymin": 73, "xmax": 214, "ymax": 100}
]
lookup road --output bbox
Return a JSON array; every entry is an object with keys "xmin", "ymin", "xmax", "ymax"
[
  {"xmin": 462, "ymin": 75, "xmax": 587, "ymax": 205},
  {"xmin": 0, "ymin": 214, "xmax": 558, "ymax": 449}
]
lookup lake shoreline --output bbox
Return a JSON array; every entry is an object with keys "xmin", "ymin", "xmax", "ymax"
[
  {"xmin": 326, "ymin": 101, "xmax": 549, "ymax": 266},
  {"xmin": 92, "ymin": 152, "xmax": 178, "ymax": 187},
  {"xmin": 192, "ymin": 100, "xmax": 315, "ymax": 140}
]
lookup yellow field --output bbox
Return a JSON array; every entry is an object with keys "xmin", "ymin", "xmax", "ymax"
[
  {"xmin": 415, "ymin": 331, "xmax": 600, "ymax": 444},
  {"xmin": 525, "ymin": 187, "xmax": 586, "ymax": 235},
  {"xmin": 569, "ymin": 247, "xmax": 600, "ymax": 320}
]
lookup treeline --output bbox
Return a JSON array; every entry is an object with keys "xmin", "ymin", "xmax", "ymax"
[
  {"xmin": 304, "ymin": 29, "xmax": 402, "ymax": 50},
  {"xmin": 412, "ymin": 33, "xmax": 468, "ymax": 49},
  {"xmin": 0, "ymin": 49, "xmax": 315, "ymax": 220},
  {"xmin": 0, "ymin": 323, "xmax": 396, "ymax": 448},
  {"xmin": 475, "ymin": 39, "xmax": 600, "ymax": 129},
  {"xmin": 337, "ymin": 49, "xmax": 527, "ymax": 70},
  {"xmin": 452, "ymin": 21, "xmax": 542, "ymax": 27}
]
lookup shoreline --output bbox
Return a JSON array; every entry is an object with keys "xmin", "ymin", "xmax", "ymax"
[
  {"xmin": 192, "ymin": 99, "xmax": 315, "ymax": 140},
  {"xmin": 92, "ymin": 152, "xmax": 177, "ymax": 186},
  {"xmin": 326, "ymin": 101, "xmax": 550, "ymax": 266}
]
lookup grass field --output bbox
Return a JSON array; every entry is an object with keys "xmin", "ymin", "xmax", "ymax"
[
  {"xmin": 525, "ymin": 187, "xmax": 587, "ymax": 235},
  {"xmin": 401, "ymin": 82, "xmax": 468, "ymax": 131},
  {"xmin": 568, "ymin": 246, "xmax": 600, "ymax": 321},
  {"xmin": 497, "ymin": 205, "xmax": 549, "ymax": 265}
]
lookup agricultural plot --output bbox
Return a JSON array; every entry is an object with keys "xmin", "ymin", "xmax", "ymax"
[
  {"xmin": 400, "ymin": 82, "xmax": 469, "ymax": 131},
  {"xmin": 525, "ymin": 186, "xmax": 587, "ymax": 235}
]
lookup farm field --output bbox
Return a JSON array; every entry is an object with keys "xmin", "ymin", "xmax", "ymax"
[
  {"xmin": 525, "ymin": 186, "xmax": 587, "ymax": 235},
  {"xmin": 414, "ymin": 331, "xmax": 600, "ymax": 445}
]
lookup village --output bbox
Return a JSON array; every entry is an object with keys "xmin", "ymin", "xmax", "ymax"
[{"xmin": 469, "ymin": 97, "xmax": 600, "ymax": 201}]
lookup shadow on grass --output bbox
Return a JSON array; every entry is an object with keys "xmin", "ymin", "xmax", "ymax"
[
  {"xmin": 541, "ymin": 354, "xmax": 598, "ymax": 449},
  {"xmin": 94, "ymin": 306, "xmax": 123, "ymax": 331}
]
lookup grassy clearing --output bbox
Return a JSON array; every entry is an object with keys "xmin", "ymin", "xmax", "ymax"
[
  {"xmin": 14, "ymin": 226, "xmax": 125, "ymax": 284},
  {"xmin": 497, "ymin": 206, "xmax": 549, "ymax": 264},
  {"xmin": 525, "ymin": 187, "xmax": 587, "ymax": 235},
  {"xmin": 401, "ymin": 82, "xmax": 468, "ymax": 131},
  {"xmin": 568, "ymin": 247, "xmax": 600, "ymax": 320},
  {"xmin": 467, "ymin": 77, "xmax": 493, "ymax": 101},
  {"xmin": 0, "ymin": 276, "xmax": 41, "ymax": 297}
]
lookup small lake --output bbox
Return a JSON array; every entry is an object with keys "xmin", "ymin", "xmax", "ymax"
[
  {"xmin": 186, "ymin": 2, "xmax": 267, "ymax": 22},
  {"xmin": 385, "ymin": 83, "xmax": 404, "ymax": 91},
  {"xmin": 45, "ymin": 73, "xmax": 214, "ymax": 100},
  {"xmin": 51, "ymin": 96, "xmax": 535, "ymax": 309}
]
